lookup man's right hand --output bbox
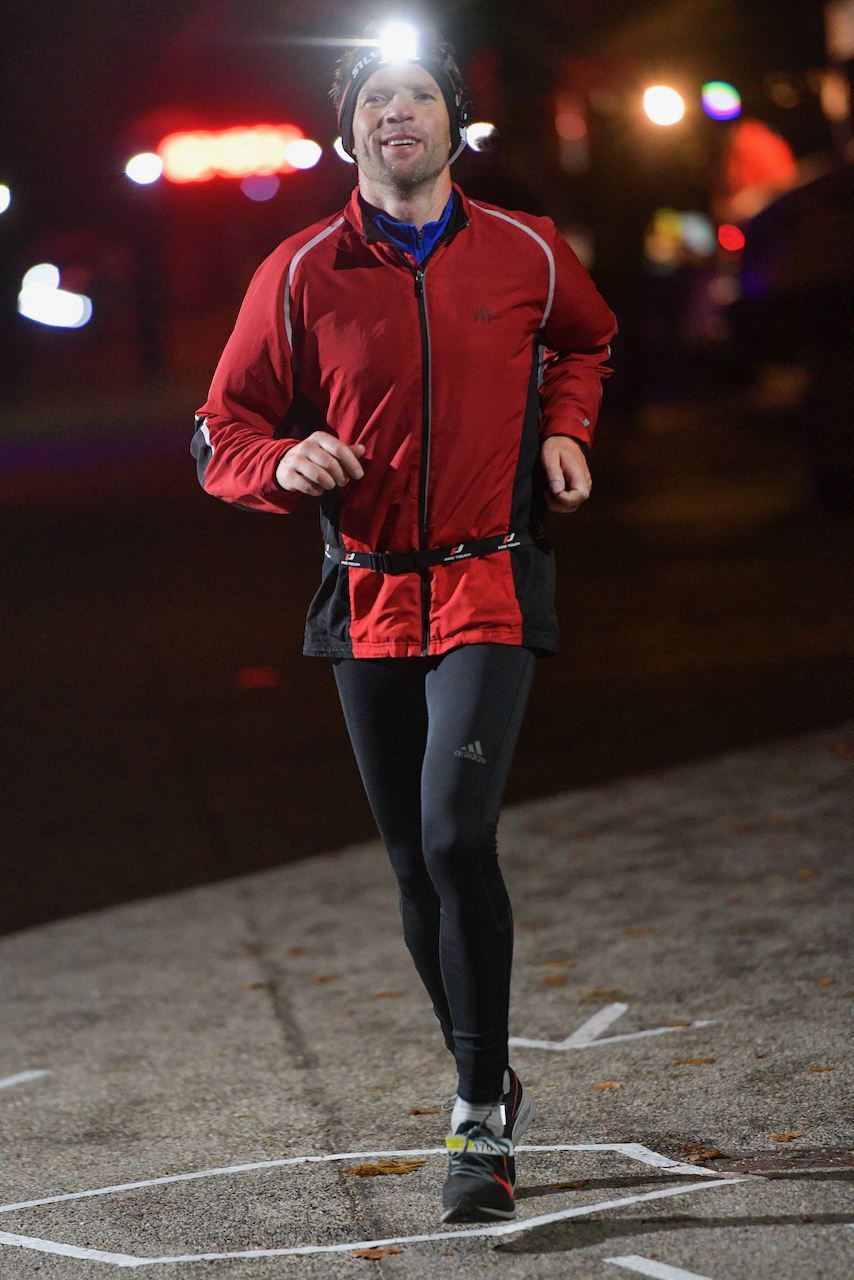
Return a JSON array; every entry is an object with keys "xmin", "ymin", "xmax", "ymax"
[{"xmin": 276, "ymin": 432, "xmax": 366, "ymax": 497}]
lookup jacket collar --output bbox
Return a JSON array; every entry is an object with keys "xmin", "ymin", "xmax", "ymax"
[{"xmin": 344, "ymin": 183, "xmax": 470, "ymax": 250}]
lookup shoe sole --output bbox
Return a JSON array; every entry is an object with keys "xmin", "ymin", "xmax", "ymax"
[
  {"xmin": 440, "ymin": 1202, "xmax": 517, "ymax": 1224},
  {"xmin": 506, "ymin": 1082, "xmax": 536, "ymax": 1144}
]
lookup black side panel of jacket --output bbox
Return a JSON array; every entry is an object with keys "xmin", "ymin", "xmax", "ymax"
[
  {"xmin": 303, "ymin": 488, "xmax": 354, "ymax": 657},
  {"xmin": 509, "ymin": 337, "xmax": 559, "ymax": 656}
]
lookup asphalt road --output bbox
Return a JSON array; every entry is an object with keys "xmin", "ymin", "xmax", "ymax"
[
  {"xmin": 0, "ymin": 727, "xmax": 850, "ymax": 1277},
  {"xmin": 1, "ymin": 392, "xmax": 852, "ymax": 933}
]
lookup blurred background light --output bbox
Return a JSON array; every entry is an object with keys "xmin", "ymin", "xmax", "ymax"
[
  {"xmin": 333, "ymin": 136, "xmax": 356, "ymax": 164},
  {"xmin": 644, "ymin": 209, "xmax": 718, "ymax": 271},
  {"xmin": 466, "ymin": 121, "xmax": 497, "ymax": 151},
  {"xmin": 718, "ymin": 223, "xmax": 746, "ymax": 251},
  {"xmin": 284, "ymin": 139, "xmax": 322, "ymax": 170},
  {"xmin": 701, "ymin": 81, "xmax": 742, "ymax": 120},
  {"xmin": 125, "ymin": 152, "xmax": 163, "ymax": 185},
  {"xmin": 158, "ymin": 125, "xmax": 304, "ymax": 183},
  {"xmin": 380, "ymin": 22, "xmax": 418, "ymax": 63},
  {"xmin": 555, "ymin": 109, "xmax": 586, "ymax": 141},
  {"xmin": 18, "ymin": 263, "xmax": 92, "ymax": 328},
  {"xmin": 0, "ymin": 184, "xmax": 10, "ymax": 213},
  {"xmin": 22, "ymin": 263, "xmax": 61, "ymax": 289},
  {"xmin": 643, "ymin": 85, "xmax": 685, "ymax": 125},
  {"xmin": 764, "ymin": 75, "xmax": 801, "ymax": 109},
  {"xmin": 240, "ymin": 175, "xmax": 280, "ymax": 201},
  {"xmin": 680, "ymin": 211, "xmax": 716, "ymax": 256}
]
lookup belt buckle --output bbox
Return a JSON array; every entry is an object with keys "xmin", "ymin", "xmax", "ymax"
[{"xmin": 368, "ymin": 551, "xmax": 391, "ymax": 573}]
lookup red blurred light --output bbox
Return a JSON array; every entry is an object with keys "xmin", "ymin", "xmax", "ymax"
[
  {"xmin": 236, "ymin": 665, "xmax": 282, "ymax": 689},
  {"xmin": 158, "ymin": 125, "xmax": 304, "ymax": 183},
  {"xmin": 717, "ymin": 223, "xmax": 745, "ymax": 252},
  {"xmin": 555, "ymin": 110, "xmax": 586, "ymax": 141}
]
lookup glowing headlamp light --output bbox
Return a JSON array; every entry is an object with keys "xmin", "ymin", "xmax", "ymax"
[{"xmin": 379, "ymin": 22, "xmax": 419, "ymax": 63}]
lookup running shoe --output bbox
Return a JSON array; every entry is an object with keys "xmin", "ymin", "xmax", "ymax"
[
  {"xmin": 500, "ymin": 1067, "xmax": 536, "ymax": 1145},
  {"xmin": 441, "ymin": 1121, "xmax": 516, "ymax": 1223}
]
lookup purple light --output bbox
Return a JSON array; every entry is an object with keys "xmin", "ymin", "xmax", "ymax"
[
  {"xmin": 240, "ymin": 175, "xmax": 281, "ymax": 202},
  {"xmin": 702, "ymin": 82, "xmax": 741, "ymax": 121}
]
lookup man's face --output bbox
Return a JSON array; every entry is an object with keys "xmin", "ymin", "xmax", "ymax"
[{"xmin": 351, "ymin": 63, "xmax": 452, "ymax": 189}]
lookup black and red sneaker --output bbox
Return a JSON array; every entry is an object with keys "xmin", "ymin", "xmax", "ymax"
[
  {"xmin": 441, "ymin": 1121, "xmax": 516, "ymax": 1223},
  {"xmin": 500, "ymin": 1067, "xmax": 536, "ymax": 1145}
]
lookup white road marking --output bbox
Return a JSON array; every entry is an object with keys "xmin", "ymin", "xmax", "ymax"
[
  {"xmin": 0, "ymin": 1142, "xmax": 718, "ymax": 1217},
  {"xmin": 606, "ymin": 1256, "xmax": 717, "ymax": 1280},
  {"xmin": 0, "ymin": 1070, "xmax": 50, "ymax": 1091},
  {"xmin": 510, "ymin": 1004, "xmax": 716, "ymax": 1051},
  {"xmin": 0, "ymin": 1178, "xmax": 742, "ymax": 1266}
]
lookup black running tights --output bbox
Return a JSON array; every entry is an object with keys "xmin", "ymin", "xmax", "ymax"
[{"xmin": 333, "ymin": 643, "xmax": 536, "ymax": 1104}]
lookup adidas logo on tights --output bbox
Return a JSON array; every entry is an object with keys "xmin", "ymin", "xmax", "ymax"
[{"xmin": 454, "ymin": 740, "xmax": 486, "ymax": 764}]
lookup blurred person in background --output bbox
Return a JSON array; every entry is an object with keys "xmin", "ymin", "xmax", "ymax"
[{"xmin": 192, "ymin": 22, "xmax": 615, "ymax": 1223}]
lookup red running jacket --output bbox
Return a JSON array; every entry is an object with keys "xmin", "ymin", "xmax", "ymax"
[{"xmin": 193, "ymin": 185, "xmax": 616, "ymax": 658}]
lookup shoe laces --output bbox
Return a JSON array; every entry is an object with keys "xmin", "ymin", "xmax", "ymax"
[{"xmin": 447, "ymin": 1122, "xmax": 513, "ymax": 1180}]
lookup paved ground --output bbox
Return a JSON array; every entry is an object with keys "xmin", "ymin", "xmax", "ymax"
[{"xmin": 0, "ymin": 726, "xmax": 851, "ymax": 1278}]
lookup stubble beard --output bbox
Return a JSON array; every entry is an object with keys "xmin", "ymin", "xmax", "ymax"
[{"xmin": 356, "ymin": 137, "xmax": 449, "ymax": 199}]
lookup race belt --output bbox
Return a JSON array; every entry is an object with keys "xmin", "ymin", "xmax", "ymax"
[{"xmin": 324, "ymin": 530, "xmax": 532, "ymax": 575}]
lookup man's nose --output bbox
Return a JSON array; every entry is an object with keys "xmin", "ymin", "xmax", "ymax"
[{"xmin": 384, "ymin": 96, "xmax": 414, "ymax": 122}]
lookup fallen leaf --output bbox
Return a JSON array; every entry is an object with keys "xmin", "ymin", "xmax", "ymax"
[
  {"xmin": 440, "ymin": 1251, "xmax": 455, "ymax": 1256},
  {"xmin": 678, "ymin": 1057, "xmax": 716, "ymax": 1065},
  {"xmin": 726, "ymin": 894, "xmax": 743, "ymax": 905},
  {"xmin": 809, "ymin": 1065, "xmax": 834, "ymax": 1073},
  {"xmin": 665, "ymin": 1021, "xmax": 693, "ymax": 1028},
  {"xmin": 687, "ymin": 1150, "xmax": 725, "ymax": 1162},
  {"xmin": 543, "ymin": 975, "xmax": 568, "ymax": 986},
  {"xmin": 351, "ymin": 1246, "xmax": 403, "ymax": 1258},
  {"xmin": 555, "ymin": 1178, "xmax": 589, "ymax": 1189},
  {"xmin": 795, "ymin": 868, "xmax": 816, "ymax": 882},
  {"xmin": 622, "ymin": 926, "xmax": 648, "ymax": 936},
  {"xmin": 770, "ymin": 1130, "xmax": 802, "ymax": 1142},
  {"xmin": 374, "ymin": 990, "xmax": 403, "ymax": 998},
  {"xmin": 819, "ymin": 978, "xmax": 838, "ymax": 986},
  {"xmin": 236, "ymin": 665, "xmax": 281, "ymax": 689},
  {"xmin": 310, "ymin": 974, "xmax": 336, "ymax": 984},
  {"xmin": 592, "ymin": 1081, "xmax": 622, "ymax": 1091},
  {"xmin": 344, "ymin": 1159, "xmax": 426, "ymax": 1177},
  {"xmin": 409, "ymin": 1107, "xmax": 438, "ymax": 1115}
]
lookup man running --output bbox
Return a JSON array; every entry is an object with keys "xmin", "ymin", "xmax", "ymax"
[{"xmin": 191, "ymin": 23, "xmax": 616, "ymax": 1224}]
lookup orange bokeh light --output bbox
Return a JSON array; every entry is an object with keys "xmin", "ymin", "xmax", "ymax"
[{"xmin": 158, "ymin": 124, "xmax": 305, "ymax": 183}]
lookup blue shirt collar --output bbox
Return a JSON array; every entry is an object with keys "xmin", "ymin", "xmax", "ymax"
[{"xmin": 366, "ymin": 193, "xmax": 455, "ymax": 265}]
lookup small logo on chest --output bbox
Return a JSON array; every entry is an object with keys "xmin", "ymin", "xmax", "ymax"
[{"xmin": 474, "ymin": 308, "xmax": 493, "ymax": 324}]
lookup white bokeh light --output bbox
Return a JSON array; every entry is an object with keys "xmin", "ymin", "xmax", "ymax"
[
  {"xmin": 0, "ymin": 185, "xmax": 10, "ymax": 214},
  {"xmin": 333, "ymin": 137, "xmax": 356, "ymax": 164},
  {"xmin": 284, "ymin": 139, "xmax": 322, "ymax": 170},
  {"xmin": 125, "ymin": 152, "xmax": 163, "ymax": 184},
  {"xmin": 18, "ymin": 263, "xmax": 92, "ymax": 329},
  {"xmin": 22, "ymin": 263, "xmax": 61, "ymax": 289},
  {"xmin": 379, "ymin": 22, "xmax": 418, "ymax": 63},
  {"xmin": 643, "ymin": 85, "xmax": 685, "ymax": 125},
  {"xmin": 466, "ymin": 122, "xmax": 497, "ymax": 152}
]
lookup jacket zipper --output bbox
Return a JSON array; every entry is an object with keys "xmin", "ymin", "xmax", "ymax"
[{"xmin": 414, "ymin": 266, "xmax": 432, "ymax": 656}]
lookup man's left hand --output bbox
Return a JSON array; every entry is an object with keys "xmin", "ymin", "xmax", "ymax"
[{"xmin": 541, "ymin": 435, "xmax": 591, "ymax": 513}]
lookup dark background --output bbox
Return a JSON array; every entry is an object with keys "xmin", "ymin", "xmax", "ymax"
[{"xmin": 1, "ymin": 0, "xmax": 851, "ymax": 934}]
